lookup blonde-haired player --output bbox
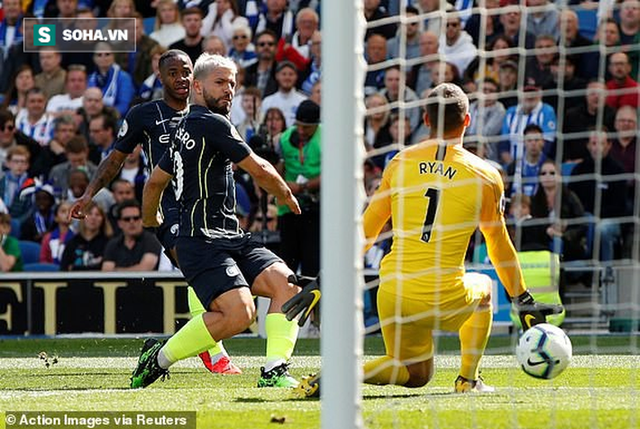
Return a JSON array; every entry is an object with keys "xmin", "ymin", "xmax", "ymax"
[{"xmin": 297, "ymin": 83, "xmax": 562, "ymax": 396}]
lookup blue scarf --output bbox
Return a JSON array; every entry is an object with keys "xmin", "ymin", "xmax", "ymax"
[{"xmin": 89, "ymin": 64, "xmax": 121, "ymax": 107}]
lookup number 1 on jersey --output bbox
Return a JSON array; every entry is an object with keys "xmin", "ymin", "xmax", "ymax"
[{"xmin": 421, "ymin": 187, "xmax": 440, "ymax": 243}]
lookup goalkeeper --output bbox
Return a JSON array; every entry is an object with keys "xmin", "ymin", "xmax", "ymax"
[{"xmin": 297, "ymin": 83, "xmax": 562, "ymax": 397}]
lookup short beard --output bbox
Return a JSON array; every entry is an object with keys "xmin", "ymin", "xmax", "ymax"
[{"xmin": 203, "ymin": 89, "xmax": 230, "ymax": 116}]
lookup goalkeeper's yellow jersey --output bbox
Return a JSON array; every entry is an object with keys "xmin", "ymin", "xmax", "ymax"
[{"xmin": 363, "ymin": 140, "xmax": 526, "ymax": 301}]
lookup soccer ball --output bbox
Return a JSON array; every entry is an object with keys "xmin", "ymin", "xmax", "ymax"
[{"xmin": 516, "ymin": 323, "xmax": 572, "ymax": 379}]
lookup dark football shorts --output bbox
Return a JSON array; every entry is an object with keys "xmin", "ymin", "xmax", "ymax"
[{"xmin": 175, "ymin": 234, "xmax": 283, "ymax": 309}]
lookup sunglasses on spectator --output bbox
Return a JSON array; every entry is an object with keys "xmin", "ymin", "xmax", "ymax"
[
  {"xmin": 233, "ymin": 34, "xmax": 248, "ymax": 40},
  {"xmin": 120, "ymin": 215, "xmax": 142, "ymax": 222},
  {"xmin": 258, "ymin": 41, "xmax": 275, "ymax": 47},
  {"xmin": 540, "ymin": 171, "xmax": 556, "ymax": 176},
  {"xmin": 2, "ymin": 124, "xmax": 14, "ymax": 131},
  {"xmin": 446, "ymin": 22, "xmax": 459, "ymax": 28}
]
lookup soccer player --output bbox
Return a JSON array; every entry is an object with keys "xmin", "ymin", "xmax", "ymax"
[
  {"xmin": 132, "ymin": 54, "xmax": 303, "ymax": 389},
  {"xmin": 298, "ymin": 83, "xmax": 562, "ymax": 396},
  {"xmin": 69, "ymin": 50, "xmax": 240, "ymax": 375}
]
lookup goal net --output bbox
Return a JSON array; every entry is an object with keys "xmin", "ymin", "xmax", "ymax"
[{"xmin": 322, "ymin": 0, "xmax": 640, "ymax": 427}]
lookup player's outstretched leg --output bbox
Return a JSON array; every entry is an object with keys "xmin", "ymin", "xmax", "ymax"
[
  {"xmin": 130, "ymin": 339, "xmax": 170, "ymax": 388},
  {"xmin": 251, "ymin": 263, "xmax": 301, "ymax": 388},
  {"xmin": 187, "ymin": 287, "xmax": 242, "ymax": 375},
  {"xmin": 455, "ymin": 286, "xmax": 494, "ymax": 393}
]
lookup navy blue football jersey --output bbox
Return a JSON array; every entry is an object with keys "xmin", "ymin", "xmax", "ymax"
[
  {"xmin": 159, "ymin": 105, "xmax": 252, "ymax": 239},
  {"xmin": 115, "ymin": 99, "xmax": 188, "ymax": 216}
]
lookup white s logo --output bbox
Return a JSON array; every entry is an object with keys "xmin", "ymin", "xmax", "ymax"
[{"xmin": 38, "ymin": 27, "xmax": 51, "ymax": 43}]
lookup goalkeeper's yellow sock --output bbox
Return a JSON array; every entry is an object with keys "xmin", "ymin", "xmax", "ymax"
[
  {"xmin": 458, "ymin": 305, "xmax": 493, "ymax": 381},
  {"xmin": 364, "ymin": 356, "xmax": 410, "ymax": 386},
  {"xmin": 264, "ymin": 313, "xmax": 299, "ymax": 371},
  {"xmin": 187, "ymin": 286, "xmax": 226, "ymax": 359},
  {"xmin": 159, "ymin": 314, "xmax": 216, "ymax": 368}
]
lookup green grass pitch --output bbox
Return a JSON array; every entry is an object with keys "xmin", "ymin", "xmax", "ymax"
[{"xmin": 1, "ymin": 336, "xmax": 639, "ymax": 429}]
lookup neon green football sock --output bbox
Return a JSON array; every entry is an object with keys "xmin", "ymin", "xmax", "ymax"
[
  {"xmin": 161, "ymin": 314, "xmax": 217, "ymax": 365},
  {"xmin": 265, "ymin": 313, "xmax": 299, "ymax": 369},
  {"xmin": 187, "ymin": 286, "xmax": 225, "ymax": 357}
]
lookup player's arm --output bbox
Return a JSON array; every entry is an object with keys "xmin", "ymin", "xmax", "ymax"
[
  {"xmin": 142, "ymin": 164, "xmax": 174, "ymax": 228},
  {"xmin": 237, "ymin": 152, "xmax": 301, "ymax": 215},
  {"xmin": 69, "ymin": 149, "xmax": 128, "ymax": 219},
  {"xmin": 362, "ymin": 164, "xmax": 392, "ymax": 253},
  {"xmin": 479, "ymin": 177, "xmax": 562, "ymax": 329}
]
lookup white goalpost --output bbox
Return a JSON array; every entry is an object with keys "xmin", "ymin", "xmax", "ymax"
[{"xmin": 320, "ymin": 0, "xmax": 367, "ymax": 428}]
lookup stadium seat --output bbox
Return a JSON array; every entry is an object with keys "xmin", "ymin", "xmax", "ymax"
[
  {"xmin": 18, "ymin": 241, "xmax": 41, "ymax": 265},
  {"xmin": 576, "ymin": 8, "xmax": 598, "ymax": 41},
  {"xmin": 9, "ymin": 218, "xmax": 21, "ymax": 238},
  {"xmin": 561, "ymin": 162, "xmax": 578, "ymax": 178},
  {"xmin": 510, "ymin": 250, "xmax": 566, "ymax": 328},
  {"xmin": 23, "ymin": 262, "xmax": 60, "ymax": 272},
  {"xmin": 144, "ymin": 17, "xmax": 155, "ymax": 36}
]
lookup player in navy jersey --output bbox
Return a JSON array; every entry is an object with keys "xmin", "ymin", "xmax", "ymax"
[
  {"xmin": 69, "ymin": 50, "xmax": 241, "ymax": 375},
  {"xmin": 132, "ymin": 53, "xmax": 304, "ymax": 390}
]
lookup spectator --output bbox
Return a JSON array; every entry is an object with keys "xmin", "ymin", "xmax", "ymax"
[
  {"xmin": 260, "ymin": 61, "xmax": 307, "ymax": 127},
  {"xmin": 439, "ymin": 13, "xmax": 476, "ymax": 77},
  {"xmin": 101, "ymin": 199, "xmax": 162, "ymax": 271},
  {"xmin": 0, "ymin": 213, "xmax": 23, "ymax": 272},
  {"xmin": 582, "ymin": 18, "xmax": 621, "ymax": 80},
  {"xmin": 202, "ymin": 34, "xmax": 228, "ymax": 55},
  {"xmin": 235, "ymin": 86, "xmax": 263, "ymax": 140},
  {"xmin": 88, "ymin": 43, "xmax": 135, "ymax": 118},
  {"xmin": 414, "ymin": 0, "xmax": 446, "ymax": 37},
  {"xmin": 14, "ymin": 88, "xmax": 54, "ymax": 147},
  {"xmin": 88, "ymin": 113, "xmax": 117, "ymax": 165},
  {"xmin": 149, "ymin": 0, "xmax": 186, "ymax": 48},
  {"xmin": 277, "ymin": 100, "xmax": 320, "ymax": 277},
  {"xmin": 605, "ymin": 52, "xmax": 639, "ymax": 109},
  {"xmin": 137, "ymin": 45, "xmax": 167, "ymax": 103},
  {"xmin": 47, "ymin": 136, "xmax": 97, "ymax": 195},
  {"xmin": 0, "ymin": 0, "xmax": 24, "ymax": 62},
  {"xmin": 0, "ymin": 109, "xmax": 44, "ymax": 178},
  {"xmin": 0, "ymin": 16, "xmax": 40, "ymax": 95},
  {"xmin": 201, "ymin": 0, "xmax": 247, "ymax": 48},
  {"xmin": 259, "ymin": 106, "xmax": 287, "ymax": 151},
  {"xmin": 170, "ymin": 8, "xmax": 205, "ymax": 66},
  {"xmin": 506, "ymin": 124, "xmax": 547, "ymax": 197},
  {"xmin": 45, "ymin": 115, "xmax": 77, "ymax": 167},
  {"xmin": 563, "ymin": 80, "xmax": 616, "ymax": 163},
  {"xmin": 379, "ymin": 66, "xmax": 421, "ymax": 132},
  {"xmin": 610, "ymin": 105, "xmax": 638, "ymax": 184},
  {"xmin": 35, "ymin": 49, "xmax": 66, "ymax": 99},
  {"xmin": 430, "ymin": 61, "xmax": 462, "ymax": 88},
  {"xmin": 526, "ymin": 0, "xmax": 560, "ymax": 40},
  {"xmin": 107, "ymin": 178, "xmax": 135, "ymax": 235},
  {"xmin": 410, "ymin": 89, "xmax": 432, "ymax": 145},
  {"xmin": 244, "ymin": 29, "xmax": 279, "ymax": 97},
  {"xmin": 387, "ymin": 6, "xmax": 422, "ymax": 61},
  {"xmin": 76, "ymin": 87, "xmax": 119, "ymax": 142},
  {"xmin": 529, "ymin": 160, "xmax": 587, "ymax": 261},
  {"xmin": 499, "ymin": 2, "xmax": 536, "ymax": 49},
  {"xmin": 39, "ymin": 201, "xmax": 74, "ymax": 264},
  {"xmin": 229, "ymin": 22, "xmax": 258, "ymax": 69},
  {"xmin": 107, "ymin": 0, "xmax": 135, "ymax": 18},
  {"xmin": 66, "ymin": 167, "xmax": 114, "ymax": 211},
  {"xmin": 116, "ymin": 14, "xmax": 160, "ymax": 89},
  {"xmin": 60, "ymin": 8, "xmax": 97, "ymax": 74},
  {"xmin": 364, "ymin": 33, "xmax": 388, "ymax": 96},
  {"xmin": 500, "ymin": 85, "xmax": 557, "ymax": 166},
  {"xmin": 299, "ymin": 30, "xmax": 321, "ymax": 95},
  {"xmin": 309, "ymin": 80, "xmax": 321, "ymax": 105},
  {"xmin": 557, "ymin": 9, "xmax": 593, "ymax": 79},
  {"xmin": 542, "ymin": 54, "xmax": 587, "ymax": 114},
  {"xmin": 524, "ymin": 35, "xmax": 557, "ymax": 88},
  {"xmin": 60, "ymin": 200, "xmax": 112, "ymax": 270},
  {"xmin": 116, "ymin": 145, "xmax": 146, "ymax": 201},
  {"xmin": 569, "ymin": 130, "xmax": 627, "ymax": 262},
  {"xmin": 20, "ymin": 184, "xmax": 56, "ymax": 243},
  {"xmin": 255, "ymin": 0, "xmax": 295, "ymax": 40},
  {"xmin": 46, "ymin": 64, "xmax": 87, "ymax": 118},
  {"xmin": 1, "ymin": 65, "xmax": 36, "ymax": 115},
  {"xmin": 465, "ymin": 78, "xmax": 505, "ymax": 162},
  {"xmin": 618, "ymin": 0, "xmax": 640, "ymax": 46},
  {"xmin": 364, "ymin": 0, "xmax": 397, "ymax": 40},
  {"xmin": 0, "ymin": 146, "xmax": 35, "ymax": 223},
  {"xmin": 407, "ymin": 31, "xmax": 439, "ymax": 97},
  {"xmin": 47, "ymin": 0, "xmax": 78, "ymax": 18},
  {"xmin": 289, "ymin": 7, "xmax": 319, "ymax": 60},
  {"xmin": 465, "ymin": 35, "xmax": 515, "ymax": 85},
  {"xmin": 364, "ymin": 92, "xmax": 391, "ymax": 151}
]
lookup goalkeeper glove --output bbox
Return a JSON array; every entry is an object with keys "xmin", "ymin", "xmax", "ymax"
[
  {"xmin": 282, "ymin": 275, "xmax": 321, "ymax": 327},
  {"xmin": 514, "ymin": 291, "xmax": 564, "ymax": 330}
]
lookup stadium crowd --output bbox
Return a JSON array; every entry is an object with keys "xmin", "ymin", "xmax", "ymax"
[{"xmin": 0, "ymin": 0, "xmax": 638, "ymax": 279}]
